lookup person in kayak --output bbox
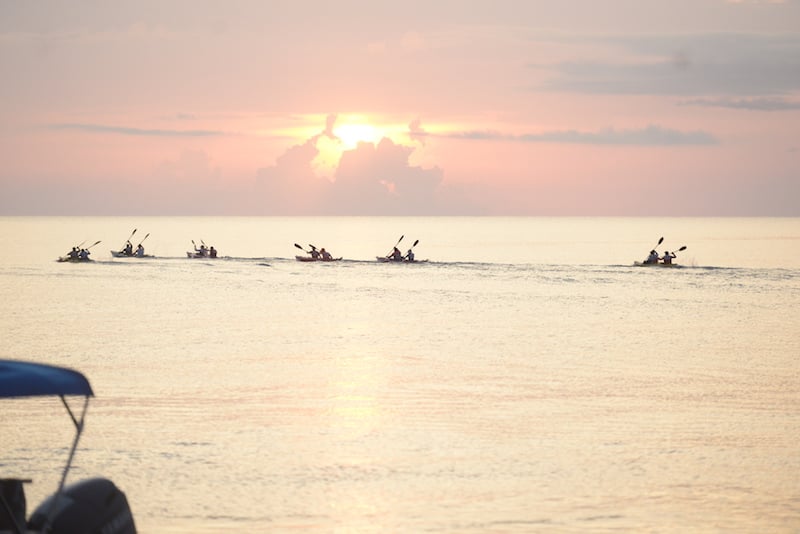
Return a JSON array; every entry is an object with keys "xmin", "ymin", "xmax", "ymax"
[
  {"xmin": 78, "ymin": 248, "xmax": 91, "ymax": 261},
  {"xmin": 320, "ymin": 248, "xmax": 332, "ymax": 260},
  {"xmin": 644, "ymin": 250, "xmax": 659, "ymax": 264},
  {"xmin": 309, "ymin": 247, "xmax": 321, "ymax": 260},
  {"xmin": 209, "ymin": 246, "xmax": 217, "ymax": 258},
  {"xmin": 388, "ymin": 247, "xmax": 403, "ymax": 261},
  {"xmin": 67, "ymin": 247, "xmax": 80, "ymax": 260},
  {"xmin": 122, "ymin": 241, "xmax": 133, "ymax": 256},
  {"xmin": 194, "ymin": 243, "xmax": 208, "ymax": 257},
  {"xmin": 405, "ymin": 248, "xmax": 415, "ymax": 261},
  {"xmin": 661, "ymin": 250, "xmax": 676, "ymax": 265},
  {"xmin": 135, "ymin": 244, "xmax": 145, "ymax": 257}
]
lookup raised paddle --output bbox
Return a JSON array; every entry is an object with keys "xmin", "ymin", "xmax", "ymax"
[
  {"xmin": 294, "ymin": 243, "xmax": 309, "ymax": 253},
  {"xmin": 403, "ymin": 239, "xmax": 419, "ymax": 260},
  {"xmin": 137, "ymin": 233, "xmax": 149, "ymax": 246},
  {"xmin": 86, "ymin": 240, "xmax": 102, "ymax": 250},
  {"xmin": 386, "ymin": 235, "xmax": 404, "ymax": 257}
]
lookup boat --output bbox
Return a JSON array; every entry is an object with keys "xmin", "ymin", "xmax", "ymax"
[
  {"xmin": 295, "ymin": 255, "xmax": 342, "ymax": 262},
  {"xmin": 56, "ymin": 256, "xmax": 93, "ymax": 263},
  {"xmin": 633, "ymin": 261, "xmax": 682, "ymax": 268},
  {"xmin": 376, "ymin": 256, "xmax": 428, "ymax": 263},
  {"xmin": 0, "ymin": 359, "xmax": 137, "ymax": 534},
  {"xmin": 187, "ymin": 251, "xmax": 218, "ymax": 259},
  {"xmin": 111, "ymin": 250, "xmax": 154, "ymax": 258}
]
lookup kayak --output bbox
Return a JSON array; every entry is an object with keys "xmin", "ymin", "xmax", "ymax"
[
  {"xmin": 295, "ymin": 255, "xmax": 342, "ymax": 262},
  {"xmin": 57, "ymin": 256, "xmax": 93, "ymax": 263},
  {"xmin": 187, "ymin": 251, "xmax": 218, "ymax": 259},
  {"xmin": 376, "ymin": 256, "xmax": 428, "ymax": 263},
  {"xmin": 111, "ymin": 250, "xmax": 154, "ymax": 258},
  {"xmin": 634, "ymin": 261, "xmax": 682, "ymax": 268}
]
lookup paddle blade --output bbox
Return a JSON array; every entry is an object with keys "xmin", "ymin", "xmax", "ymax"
[
  {"xmin": 678, "ymin": 246, "xmax": 687, "ymax": 251},
  {"xmin": 294, "ymin": 243, "xmax": 304, "ymax": 250},
  {"xmin": 657, "ymin": 236, "xmax": 664, "ymax": 245},
  {"xmin": 412, "ymin": 239, "xmax": 419, "ymax": 247}
]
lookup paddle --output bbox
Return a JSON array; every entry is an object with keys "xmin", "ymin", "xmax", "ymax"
[
  {"xmin": 294, "ymin": 243, "xmax": 309, "ymax": 253},
  {"xmin": 137, "ymin": 233, "xmax": 149, "ymax": 247},
  {"xmin": 386, "ymin": 235, "xmax": 404, "ymax": 258},
  {"xmin": 403, "ymin": 239, "xmax": 419, "ymax": 260},
  {"xmin": 117, "ymin": 228, "xmax": 137, "ymax": 254},
  {"xmin": 86, "ymin": 240, "xmax": 102, "ymax": 250}
]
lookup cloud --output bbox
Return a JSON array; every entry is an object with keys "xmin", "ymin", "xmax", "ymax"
[
  {"xmin": 253, "ymin": 122, "xmax": 446, "ymax": 215},
  {"xmin": 680, "ymin": 97, "xmax": 800, "ymax": 111},
  {"xmin": 410, "ymin": 121, "xmax": 716, "ymax": 146},
  {"xmin": 517, "ymin": 126, "xmax": 717, "ymax": 146},
  {"xmin": 536, "ymin": 33, "xmax": 800, "ymax": 96},
  {"xmin": 49, "ymin": 123, "xmax": 225, "ymax": 137}
]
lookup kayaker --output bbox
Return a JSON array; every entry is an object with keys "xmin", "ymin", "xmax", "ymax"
[
  {"xmin": 405, "ymin": 248, "xmax": 415, "ymax": 261},
  {"xmin": 644, "ymin": 250, "xmax": 659, "ymax": 264},
  {"xmin": 320, "ymin": 248, "xmax": 332, "ymax": 260},
  {"xmin": 135, "ymin": 244, "xmax": 145, "ymax": 257},
  {"xmin": 78, "ymin": 248, "xmax": 90, "ymax": 261},
  {"xmin": 195, "ymin": 244, "xmax": 208, "ymax": 257},
  {"xmin": 388, "ymin": 247, "xmax": 403, "ymax": 261},
  {"xmin": 661, "ymin": 250, "xmax": 676, "ymax": 265},
  {"xmin": 209, "ymin": 246, "xmax": 217, "ymax": 258},
  {"xmin": 67, "ymin": 247, "xmax": 80, "ymax": 260},
  {"xmin": 309, "ymin": 248, "xmax": 320, "ymax": 260}
]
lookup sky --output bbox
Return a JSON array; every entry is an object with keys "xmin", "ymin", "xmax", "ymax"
[{"xmin": 1, "ymin": 0, "xmax": 798, "ymax": 216}]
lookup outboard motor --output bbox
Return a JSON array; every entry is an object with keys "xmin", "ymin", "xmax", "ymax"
[{"xmin": 27, "ymin": 477, "xmax": 136, "ymax": 534}]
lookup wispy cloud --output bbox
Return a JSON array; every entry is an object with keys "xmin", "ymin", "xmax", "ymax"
[
  {"xmin": 415, "ymin": 124, "xmax": 716, "ymax": 146},
  {"xmin": 680, "ymin": 97, "xmax": 800, "ymax": 111},
  {"xmin": 535, "ymin": 33, "xmax": 800, "ymax": 97},
  {"xmin": 49, "ymin": 123, "xmax": 225, "ymax": 137}
]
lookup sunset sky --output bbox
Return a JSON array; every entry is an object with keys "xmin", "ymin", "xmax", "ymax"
[{"xmin": 1, "ymin": 0, "xmax": 798, "ymax": 215}]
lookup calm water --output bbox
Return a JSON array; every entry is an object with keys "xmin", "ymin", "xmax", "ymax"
[{"xmin": 1, "ymin": 217, "xmax": 799, "ymax": 533}]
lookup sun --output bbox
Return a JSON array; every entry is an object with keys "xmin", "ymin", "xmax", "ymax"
[{"xmin": 334, "ymin": 123, "xmax": 383, "ymax": 149}]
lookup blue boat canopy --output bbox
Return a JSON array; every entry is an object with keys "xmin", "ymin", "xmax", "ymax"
[{"xmin": 0, "ymin": 360, "xmax": 93, "ymax": 398}]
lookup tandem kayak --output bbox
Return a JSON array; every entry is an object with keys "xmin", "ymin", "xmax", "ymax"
[
  {"xmin": 376, "ymin": 256, "xmax": 428, "ymax": 263},
  {"xmin": 57, "ymin": 256, "xmax": 93, "ymax": 263},
  {"xmin": 295, "ymin": 255, "xmax": 342, "ymax": 262},
  {"xmin": 633, "ymin": 261, "xmax": 682, "ymax": 268},
  {"xmin": 111, "ymin": 250, "xmax": 154, "ymax": 258},
  {"xmin": 187, "ymin": 251, "xmax": 219, "ymax": 259}
]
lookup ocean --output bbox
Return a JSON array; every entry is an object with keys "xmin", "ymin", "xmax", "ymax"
[{"xmin": 1, "ymin": 216, "xmax": 799, "ymax": 532}]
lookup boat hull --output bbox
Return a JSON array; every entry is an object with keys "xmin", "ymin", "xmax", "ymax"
[
  {"xmin": 376, "ymin": 256, "xmax": 428, "ymax": 263},
  {"xmin": 111, "ymin": 250, "xmax": 153, "ymax": 258},
  {"xmin": 296, "ymin": 255, "xmax": 342, "ymax": 262},
  {"xmin": 633, "ymin": 261, "xmax": 682, "ymax": 268}
]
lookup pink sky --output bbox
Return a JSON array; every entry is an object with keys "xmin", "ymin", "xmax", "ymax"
[{"xmin": 1, "ymin": 0, "xmax": 798, "ymax": 215}]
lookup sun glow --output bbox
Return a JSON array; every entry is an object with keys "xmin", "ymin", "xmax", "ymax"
[{"xmin": 334, "ymin": 123, "xmax": 383, "ymax": 149}]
